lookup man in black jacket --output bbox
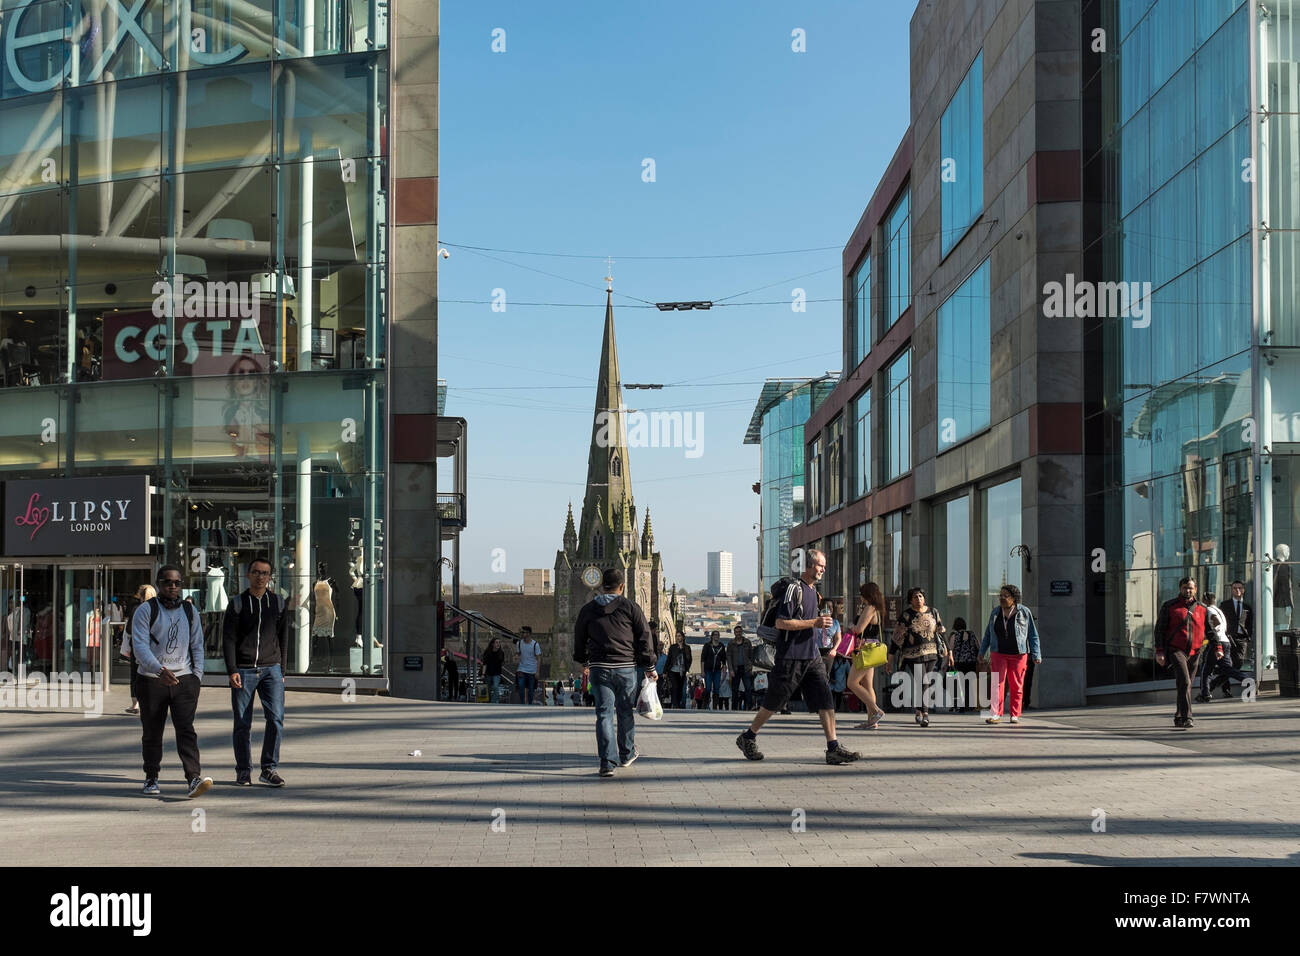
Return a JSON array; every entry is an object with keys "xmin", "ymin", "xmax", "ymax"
[
  {"xmin": 664, "ymin": 632, "xmax": 692, "ymax": 709},
  {"xmin": 574, "ymin": 568, "xmax": 658, "ymax": 777},
  {"xmin": 223, "ymin": 558, "xmax": 289, "ymax": 787},
  {"xmin": 727, "ymin": 624, "xmax": 751, "ymax": 710},
  {"xmin": 1220, "ymin": 580, "xmax": 1252, "ymax": 671},
  {"xmin": 700, "ymin": 630, "xmax": 726, "ymax": 710}
]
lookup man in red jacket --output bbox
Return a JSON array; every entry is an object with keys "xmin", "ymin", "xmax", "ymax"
[{"xmin": 1154, "ymin": 577, "xmax": 1207, "ymax": 729}]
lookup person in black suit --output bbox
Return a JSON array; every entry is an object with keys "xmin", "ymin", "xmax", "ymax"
[{"xmin": 1219, "ymin": 580, "xmax": 1252, "ymax": 671}]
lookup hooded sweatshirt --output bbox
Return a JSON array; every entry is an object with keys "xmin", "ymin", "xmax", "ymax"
[{"xmin": 573, "ymin": 592, "xmax": 655, "ymax": 669}]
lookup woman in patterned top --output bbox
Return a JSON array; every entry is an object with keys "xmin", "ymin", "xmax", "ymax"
[
  {"xmin": 948, "ymin": 617, "xmax": 980, "ymax": 713},
  {"xmin": 890, "ymin": 587, "xmax": 950, "ymax": 727}
]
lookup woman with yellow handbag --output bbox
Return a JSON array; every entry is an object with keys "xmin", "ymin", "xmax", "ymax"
[{"xmin": 847, "ymin": 582, "xmax": 889, "ymax": 729}]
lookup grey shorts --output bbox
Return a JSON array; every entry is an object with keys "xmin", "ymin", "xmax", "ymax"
[{"xmin": 761, "ymin": 656, "xmax": 834, "ymax": 713}]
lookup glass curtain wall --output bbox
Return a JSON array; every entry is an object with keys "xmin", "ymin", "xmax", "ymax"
[
  {"xmin": 940, "ymin": 51, "xmax": 984, "ymax": 256},
  {"xmin": 1083, "ymin": 0, "xmax": 1254, "ymax": 685},
  {"xmin": 0, "ymin": 0, "xmax": 390, "ymax": 677},
  {"xmin": 937, "ymin": 259, "xmax": 991, "ymax": 450}
]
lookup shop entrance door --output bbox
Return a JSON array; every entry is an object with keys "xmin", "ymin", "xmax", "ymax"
[
  {"xmin": 0, "ymin": 563, "xmax": 56, "ymax": 675},
  {"xmin": 59, "ymin": 564, "xmax": 156, "ymax": 690}
]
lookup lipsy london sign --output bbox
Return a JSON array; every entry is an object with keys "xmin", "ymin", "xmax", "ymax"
[{"xmin": 4, "ymin": 476, "xmax": 151, "ymax": 556}]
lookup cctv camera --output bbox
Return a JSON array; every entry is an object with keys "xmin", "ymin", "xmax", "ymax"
[{"xmin": 438, "ymin": 248, "xmax": 450, "ymax": 259}]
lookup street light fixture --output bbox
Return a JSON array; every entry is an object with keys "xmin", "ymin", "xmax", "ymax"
[{"xmin": 655, "ymin": 301, "xmax": 713, "ymax": 311}]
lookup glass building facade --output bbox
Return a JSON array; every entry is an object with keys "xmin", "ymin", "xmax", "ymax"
[
  {"xmin": 1083, "ymin": 0, "xmax": 1296, "ymax": 685},
  {"xmin": 746, "ymin": 377, "xmax": 836, "ymax": 595},
  {"xmin": 0, "ymin": 0, "xmax": 390, "ymax": 682}
]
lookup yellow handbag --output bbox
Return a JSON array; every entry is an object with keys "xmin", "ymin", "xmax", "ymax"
[{"xmin": 853, "ymin": 641, "xmax": 888, "ymax": 670}]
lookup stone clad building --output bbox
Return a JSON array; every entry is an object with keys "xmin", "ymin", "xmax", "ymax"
[{"xmin": 553, "ymin": 293, "xmax": 677, "ymax": 663}]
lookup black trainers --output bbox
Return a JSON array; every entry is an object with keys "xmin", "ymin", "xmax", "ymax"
[
  {"xmin": 1221, "ymin": 686, "xmax": 1233, "ymax": 698},
  {"xmin": 1195, "ymin": 694, "xmax": 1212, "ymax": 703},
  {"xmin": 187, "ymin": 776, "xmax": 213, "ymax": 798},
  {"xmin": 1173, "ymin": 716, "xmax": 1187, "ymax": 728},
  {"xmin": 1184, "ymin": 717, "xmax": 1195, "ymax": 729},
  {"xmin": 598, "ymin": 765, "xmax": 616, "ymax": 778},
  {"xmin": 259, "ymin": 770, "xmax": 285, "ymax": 787},
  {"xmin": 735, "ymin": 733, "xmax": 764, "ymax": 760},
  {"xmin": 235, "ymin": 772, "xmax": 252, "ymax": 787},
  {"xmin": 826, "ymin": 744, "xmax": 861, "ymax": 765},
  {"xmin": 142, "ymin": 777, "xmax": 160, "ymax": 795}
]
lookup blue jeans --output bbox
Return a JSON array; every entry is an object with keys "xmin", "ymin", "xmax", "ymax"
[
  {"xmin": 704, "ymin": 670, "xmax": 721, "ymax": 706},
  {"xmin": 590, "ymin": 666, "xmax": 637, "ymax": 769},
  {"xmin": 231, "ymin": 664, "xmax": 284, "ymax": 774},
  {"xmin": 517, "ymin": 671, "xmax": 537, "ymax": 704},
  {"xmin": 488, "ymin": 674, "xmax": 502, "ymax": 702}
]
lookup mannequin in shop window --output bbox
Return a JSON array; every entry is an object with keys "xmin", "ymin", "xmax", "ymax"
[
  {"xmin": 1275, "ymin": 543, "xmax": 1293, "ymax": 633},
  {"xmin": 5, "ymin": 595, "xmax": 31, "ymax": 671},
  {"xmin": 207, "ymin": 564, "xmax": 230, "ymax": 613},
  {"xmin": 349, "ymin": 549, "xmax": 375, "ymax": 648},
  {"xmin": 310, "ymin": 563, "xmax": 338, "ymax": 672}
]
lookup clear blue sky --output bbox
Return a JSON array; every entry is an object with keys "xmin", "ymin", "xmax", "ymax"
[{"xmin": 440, "ymin": 0, "xmax": 913, "ymax": 592}]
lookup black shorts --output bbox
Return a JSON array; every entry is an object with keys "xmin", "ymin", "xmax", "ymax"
[{"xmin": 762, "ymin": 657, "xmax": 834, "ymax": 713}]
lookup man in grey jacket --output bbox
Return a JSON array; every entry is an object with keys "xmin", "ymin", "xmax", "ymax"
[{"xmin": 132, "ymin": 565, "xmax": 212, "ymax": 798}]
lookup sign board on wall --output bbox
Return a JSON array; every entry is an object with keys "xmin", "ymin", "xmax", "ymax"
[{"xmin": 4, "ymin": 476, "xmax": 151, "ymax": 556}]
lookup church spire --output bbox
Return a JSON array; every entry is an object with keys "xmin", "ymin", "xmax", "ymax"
[
  {"xmin": 578, "ymin": 290, "xmax": 636, "ymax": 555},
  {"xmin": 563, "ymin": 501, "xmax": 577, "ymax": 554},
  {"xmin": 641, "ymin": 507, "xmax": 654, "ymax": 558}
]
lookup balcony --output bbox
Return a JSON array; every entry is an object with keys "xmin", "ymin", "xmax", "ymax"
[{"xmin": 437, "ymin": 492, "xmax": 466, "ymax": 533}]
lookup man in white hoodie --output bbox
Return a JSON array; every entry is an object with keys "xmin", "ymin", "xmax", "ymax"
[
  {"xmin": 1197, "ymin": 591, "xmax": 1247, "ymax": 702},
  {"xmin": 132, "ymin": 565, "xmax": 211, "ymax": 798}
]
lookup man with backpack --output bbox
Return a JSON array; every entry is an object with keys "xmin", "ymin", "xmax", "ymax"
[
  {"xmin": 132, "ymin": 565, "xmax": 212, "ymax": 798},
  {"xmin": 223, "ymin": 557, "xmax": 289, "ymax": 786},
  {"xmin": 735, "ymin": 550, "xmax": 861, "ymax": 765},
  {"xmin": 573, "ymin": 568, "xmax": 658, "ymax": 777}
]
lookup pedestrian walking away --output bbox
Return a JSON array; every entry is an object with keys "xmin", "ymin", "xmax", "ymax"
[
  {"xmin": 948, "ymin": 617, "xmax": 980, "ymax": 713},
  {"xmin": 665, "ymin": 632, "xmax": 692, "ymax": 709},
  {"xmin": 223, "ymin": 557, "xmax": 289, "ymax": 787},
  {"xmin": 1154, "ymin": 577, "xmax": 1208, "ymax": 729},
  {"xmin": 978, "ymin": 585, "xmax": 1042, "ymax": 724},
  {"xmin": 1197, "ymin": 592, "xmax": 1247, "ymax": 702},
  {"xmin": 573, "ymin": 568, "xmax": 658, "ymax": 777},
  {"xmin": 846, "ymin": 582, "xmax": 888, "ymax": 729},
  {"xmin": 132, "ymin": 565, "xmax": 211, "ymax": 798},
  {"xmin": 890, "ymin": 587, "xmax": 949, "ymax": 727},
  {"xmin": 734, "ymin": 550, "xmax": 860, "ymax": 765},
  {"xmin": 515, "ymin": 626, "xmax": 542, "ymax": 704},
  {"xmin": 483, "ymin": 638, "xmax": 506, "ymax": 703},
  {"xmin": 118, "ymin": 584, "xmax": 156, "ymax": 715}
]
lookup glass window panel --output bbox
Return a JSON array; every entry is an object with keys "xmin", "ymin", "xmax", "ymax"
[
  {"xmin": 0, "ymin": 0, "xmax": 68, "ymax": 100},
  {"xmin": 983, "ymin": 478, "xmax": 1022, "ymax": 623},
  {"xmin": 1123, "ymin": 394, "xmax": 1155, "ymax": 483},
  {"xmin": 884, "ymin": 188, "xmax": 910, "ymax": 326},
  {"xmin": 0, "ymin": 378, "xmax": 64, "ymax": 469},
  {"xmin": 1118, "ymin": 106, "xmax": 1149, "ymax": 218},
  {"xmin": 1148, "ymin": 164, "xmax": 1196, "ymax": 289},
  {"xmin": 0, "ymin": 91, "xmax": 63, "ymax": 197},
  {"xmin": 167, "ymin": 63, "xmax": 274, "ymax": 176},
  {"xmin": 277, "ymin": 0, "xmax": 389, "ymax": 60},
  {"xmin": 853, "ymin": 387, "xmax": 871, "ymax": 497},
  {"xmin": 276, "ymin": 55, "xmax": 386, "ymax": 163},
  {"xmin": 64, "ymin": 80, "xmax": 163, "ymax": 185},
  {"xmin": 933, "ymin": 495, "xmax": 971, "ymax": 628},
  {"xmin": 941, "ymin": 51, "xmax": 983, "ymax": 256},
  {"xmin": 1196, "ymin": 0, "xmax": 1244, "ymax": 47},
  {"xmin": 1147, "ymin": 0, "xmax": 1194, "ymax": 94},
  {"xmin": 887, "ymin": 348, "xmax": 911, "ymax": 479},
  {"xmin": 851, "ymin": 250, "xmax": 870, "ymax": 367},
  {"xmin": 827, "ymin": 415, "xmax": 843, "ymax": 509},
  {"xmin": 1149, "ymin": 268, "xmax": 1197, "ymax": 388},
  {"xmin": 1197, "ymin": 120, "xmax": 1250, "ymax": 262},
  {"xmin": 937, "ymin": 259, "xmax": 991, "ymax": 450},
  {"xmin": 1122, "ymin": 201, "xmax": 1149, "ymax": 286},
  {"xmin": 1197, "ymin": 235, "xmax": 1250, "ymax": 369},
  {"xmin": 1195, "ymin": 5, "xmax": 1249, "ymax": 152},
  {"xmin": 185, "ymin": 0, "xmax": 275, "ymax": 66},
  {"xmin": 1120, "ymin": 14, "xmax": 1151, "ymax": 125},
  {"xmin": 1147, "ymin": 61, "xmax": 1195, "ymax": 192},
  {"xmin": 71, "ymin": 380, "xmax": 164, "ymax": 465}
]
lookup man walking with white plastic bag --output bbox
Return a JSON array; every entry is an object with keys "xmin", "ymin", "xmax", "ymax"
[{"xmin": 573, "ymin": 568, "xmax": 658, "ymax": 778}]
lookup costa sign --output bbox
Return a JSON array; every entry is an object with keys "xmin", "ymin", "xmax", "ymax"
[
  {"xmin": 102, "ymin": 302, "xmax": 273, "ymax": 380},
  {"xmin": 3, "ymin": 0, "xmax": 247, "ymax": 94},
  {"xmin": 4, "ymin": 476, "xmax": 151, "ymax": 556}
]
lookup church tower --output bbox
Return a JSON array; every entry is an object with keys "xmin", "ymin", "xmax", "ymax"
[{"xmin": 554, "ymin": 290, "xmax": 675, "ymax": 665}]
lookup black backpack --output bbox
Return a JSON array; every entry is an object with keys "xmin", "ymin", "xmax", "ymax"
[{"xmin": 757, "ymin": 577, "xmax": 806, "ymax": 643}]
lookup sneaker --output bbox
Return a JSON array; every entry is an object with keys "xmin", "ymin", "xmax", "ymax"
[
  {"xmin": 187, "ymin": 776, "xmax": 213, "ymax": 798},
  {"xmin": 1221, "ymin": 686, "xmax": 1233, "ymax": 699},
  {"xmin": 598, "ymin": 765, "xmax": 616, "ymax": 778},
  {"xmin": 914, "ymin": 711, "xmax": 923, "ymax": 725},
  {"xmin": 142, "ymin": 777, "xmax": 160, "ymax": 795},
  {"xmin": 867, "ymin": 710, "xmax": 885, "ymax": 729},
  {"xmin": 1184, "ymin": 718, "xmax": 1196, "ymax": 729},
  {"xmin": 1173, "ymin": 716, "xmax": 1187, "ymax": 728},
  {"xmin": 1195, "ymin": 694, "xmax": 1212, "ymax": 703},
  {"xmin": 259, "ymin": 770, "xmax": 285, "ymax": 788},
  {"xmin": 826, "ymin": 744, "xmax": 862, "ymax": 765},
  {"xmin": 920, "ymin": 714, "xmax": 930, "ymax": 727},
  {"xmin": 1010, "ymin": 716, "xmax": 1020, "ymax": 724},
  {"xmin": 985, "ymin": 715, "xmax": 1001, "ymax": 724},
  {"xmin": 235, "ymin": 772, "xmax": 252, "ymax": 787},
  {"xmin": 735, "ymin": 732, "xmax": 764, "ymax": 761},
  {"xmin": 123, "ymin": 706, "xmax": 139, "ymax": 715},
  {"xmin": 619, "ymin": 749, "xmax": 640, "ymax": 768}
]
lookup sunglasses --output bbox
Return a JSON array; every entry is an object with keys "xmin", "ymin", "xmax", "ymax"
[{"xmin": 160, "ymin": 579, "xmax": 182, "ymax": 587}]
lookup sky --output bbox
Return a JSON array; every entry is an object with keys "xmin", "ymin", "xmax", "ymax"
[{"xmin": 439, "ymin": 0, "xmax": 914, "ymax": 592}]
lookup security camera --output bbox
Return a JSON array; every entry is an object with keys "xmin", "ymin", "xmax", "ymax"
[{"xmin": 438, "ymin": 248, "xmax": 450, "ymax": 259}]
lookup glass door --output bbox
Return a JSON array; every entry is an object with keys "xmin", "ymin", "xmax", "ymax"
[
  {"xmin": 60, "ymin": 565, "xmax": 107, "ymax": 678},
  {"xmin": 106, "ymin": 567, "xmax": 156, "ymax": 685},
  {"xmin": 0, "ymin": 564, "xmax": 56, "ymax": 676}
]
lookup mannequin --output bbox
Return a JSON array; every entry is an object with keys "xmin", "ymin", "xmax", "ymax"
[
  {"xmin": 1276, "ymin": 543, "xmax": 1293, "ymax": 631},
  {"xmin": 311, "ymin": 562, "xmax": 338, "ymax": 672},
  {"xmin": 207, "ymin": 564, "xmax": 230, "ymax": 613},
  {"xmin": 349, "ymin": 549, "xmax": 366, "ymax": 647}
]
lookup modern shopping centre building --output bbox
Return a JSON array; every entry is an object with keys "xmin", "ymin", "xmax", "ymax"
[{"xmin": 0, "ymin": 0, "xmax": 449, "ymax": 698}]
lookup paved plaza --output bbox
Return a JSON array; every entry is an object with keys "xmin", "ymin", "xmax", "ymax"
[{"xmin": 2, "ymin": 689, "xmax": 1298, "ymax": 866}]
